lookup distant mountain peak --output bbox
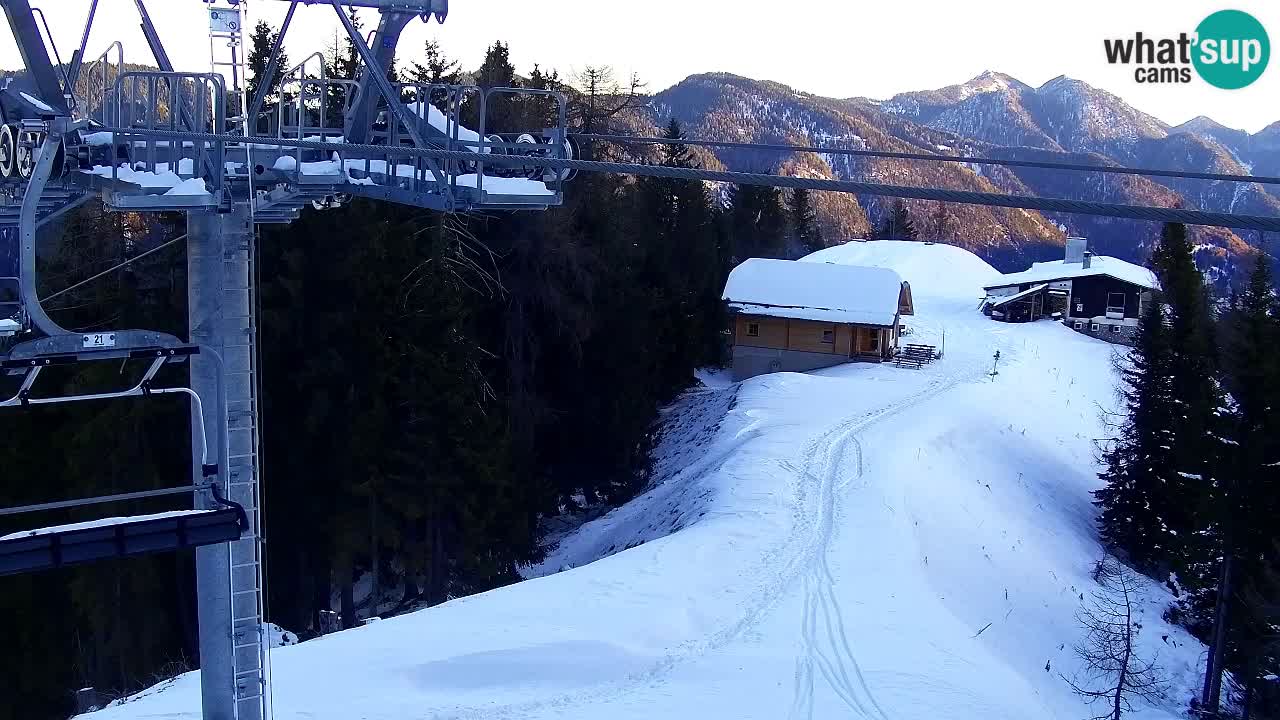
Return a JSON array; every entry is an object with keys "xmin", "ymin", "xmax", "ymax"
[
  {"xmin": 1176, "ymin": 115, "xmax": 1239, "ymax": 134},
  {"xmin": 966, "ymin": 70, "xmax": 1028, "ymax": 93},
  {"xmin": 907, "ymin": 70, "xmax": 1033, "ymax": 104},
  {"xmin": 1037, "ymin": 75, "xmax": 1086, "ymax": 95}
]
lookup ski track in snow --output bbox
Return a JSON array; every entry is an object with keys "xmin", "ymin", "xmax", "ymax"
[{"xmin": 789, "ymin": 326, "xmax": 996, "ymax": 720}]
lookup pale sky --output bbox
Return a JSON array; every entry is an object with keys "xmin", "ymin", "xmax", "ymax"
[{"xmin": 2, "ymin": 0, "xmax": 1276, "ymax": 133}]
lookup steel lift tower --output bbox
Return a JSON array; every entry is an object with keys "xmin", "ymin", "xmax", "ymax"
[{"xmin": 0, "ymin": 1, "xmax": 571, "ymax": 718}]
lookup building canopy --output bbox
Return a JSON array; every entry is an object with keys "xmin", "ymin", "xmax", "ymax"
[
  {"xmin": 984, "ymin": 256, "xmax": 1159, "ymax": 292},
  {"xmin": 723, "ymin": 258, "xmax": 910, "ymax": 327}
]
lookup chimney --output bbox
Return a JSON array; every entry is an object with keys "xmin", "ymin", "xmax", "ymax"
[
  {"xmin": 1083, "ymin": 251, "xmax": 1093, "ymax": 269},
  {"xmin": 1064, "ymin": 237, "xmax": 1087, "ymax": 264}
]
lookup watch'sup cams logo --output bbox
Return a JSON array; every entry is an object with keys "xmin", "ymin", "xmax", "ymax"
[{"xmin": 1104, "ymin": 9, "xmax": 1270, "ymax": 88}]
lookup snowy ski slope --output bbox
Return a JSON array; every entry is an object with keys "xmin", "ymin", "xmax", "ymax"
[{"xmin": 86, "ymin": 241, "xmax": 1206, "ymax": 720}]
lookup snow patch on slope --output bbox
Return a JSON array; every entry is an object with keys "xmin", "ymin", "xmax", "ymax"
[{"xmin": 526, "ymin": 382, "xmax": 740, "ymax": 577}]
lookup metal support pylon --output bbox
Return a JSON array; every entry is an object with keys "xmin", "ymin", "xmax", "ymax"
[{"xmin": 189, "ymin": 203, "xmax": 268, "ymax": 720}]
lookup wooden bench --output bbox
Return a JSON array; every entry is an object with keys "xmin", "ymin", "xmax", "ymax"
[
  {"xmin": 903, "ymin": 343, "xmax": 938, "ymax": 360},
  {"xmin": 894, "ymin": 343, "xmax": 938, "ymax": 369}
]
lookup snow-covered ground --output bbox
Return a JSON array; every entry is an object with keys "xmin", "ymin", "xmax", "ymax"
[{"xmin": 86, "ymin": 240, "xmax": 1205, "ymax": 720}]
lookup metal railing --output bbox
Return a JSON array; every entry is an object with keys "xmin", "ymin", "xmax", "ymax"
[
  {"xmin": 77, "ymin": 41, "xmax": 124, "ymax": 123},
  {"xmin": 275, "ymin": 53, "xmax": 358, "ymax": 178},
  {"xmin": 269, "ymin": 77, "xmax": 568, "ymax": 209},
  {"xmin": 105, "ymin": 71, "xmax": 226, "ymax": 195}
]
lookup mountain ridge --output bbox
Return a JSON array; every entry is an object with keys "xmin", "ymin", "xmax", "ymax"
[{"xmin": 644, "ymin": 70, "xmax": 1278, "ymax": 282}]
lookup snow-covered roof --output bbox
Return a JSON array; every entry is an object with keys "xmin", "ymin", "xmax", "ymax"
[
  {"xmin": 984, "ymin": 256, "xmax": 1158, "ymax": 291},
  {"xmin": 0, "ymin": 510, "xmax": 216, "ymax": 541},
  {"xmin": 722, "ymin": 258, "xmax": 907, "ymax": 327},
  {"xmin": 989, "ymin": 284, "xmax": 1048, "ymax": 308}
]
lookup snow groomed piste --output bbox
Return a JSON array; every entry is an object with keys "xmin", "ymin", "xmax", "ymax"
[{"xmin": 80, "ymin": 242, "xmax": 1208, "ymax": 720}]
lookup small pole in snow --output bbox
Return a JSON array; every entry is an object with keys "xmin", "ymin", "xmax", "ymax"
[{"xmin": 989, "ymin": 350, "xmax": 1001, "ymax": 381}]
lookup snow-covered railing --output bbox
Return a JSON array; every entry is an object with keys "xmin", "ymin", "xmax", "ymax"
[
  {"xmin": 267, "ymin": 78, "xmax": 569, "ymax": 209},
  {"xmin": 100, "ymin": 70, "xmax": 225, "ymax": 201}
]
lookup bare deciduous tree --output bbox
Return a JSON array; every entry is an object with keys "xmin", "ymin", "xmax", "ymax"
[{"xmin": 1062, "ymin": 557, "xmax": 1167, "ymax": 720}]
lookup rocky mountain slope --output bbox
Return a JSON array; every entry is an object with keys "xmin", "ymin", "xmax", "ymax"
[{"xmin": 646, "ymin": 71, "xmax": 1279, "ymax": 280}]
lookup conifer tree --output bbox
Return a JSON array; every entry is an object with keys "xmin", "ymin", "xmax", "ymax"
[
  {"xmin": 636, "ymin": 119, "xmax": 721, "ymax": 392},
  {"xmin": 1095, "ymin": 291, "xmax": 1178, "ymax": 570},
  {"xmin": 246, "ymin": 19, "xmax": 289, "ymax": 122},
  {"xmin": 1223, "ymin": 256, "xmax": 1280, "ymax": 581},
  {"xmin": 788, "ymin": 188, "xmax": 822, "ymax": 257},
  {"xmin": 1205, "ymin": 255, "xmax": 1280, "ymax": 707},
  {"xmin": 472, "ymin": 41, "xmax": 519, "ymax": 131},
  {"xmin": 929, "ymin": 202, "xmax": 952, "ymax": 240},
  {"xmin": 728, "ymin": 184, "xmax": 787, "ymax": 261},
  {"xmin": 1096, "ymin": 224, "xmax": 1226, "ymax": 582},
  {"xmin": 1149, "ymin": 224, "xmax": 1227, "ymax": 594},
  {"xmin": 409, "ymin": 40, "xmax": 461, "ymax": 86},
  {"xmin": 876, "ymin": 199, "xmax": 917, "ymax": 241}
]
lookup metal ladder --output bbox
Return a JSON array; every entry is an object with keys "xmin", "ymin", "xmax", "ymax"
[
  {"xmin": 223, "ymin": 210, "xmax": 270, "ymax": 720},
  {"xmin": 207, "ymin": 3, "xmax": 248, "ymax": 134},
  {"xmin": 209, "ymin": 5, "xmax": 271, "ymax": 719}
]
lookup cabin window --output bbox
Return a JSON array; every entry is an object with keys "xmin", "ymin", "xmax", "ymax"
[
  {"xmin": 746, "ymin": 322, "xmax": 760, "ymax": 337},
  {"xmin": 1107, "ymin": 292, "xmax": 1127, "ymax": 315},
  {"xmin": 1091, "ymin": 324, "xmax": 1100, "ymax": 332},
  {"xmin": 1111, "ymin": 325, "xmax": 1122, "ymax": 334},
  {"xmin": 821, "ymin": 329, "xmax": 835, "ymax": 344},
  {"xmin": 1074, "ymin": 321, "xmax": 1084, "ymax": 330}
]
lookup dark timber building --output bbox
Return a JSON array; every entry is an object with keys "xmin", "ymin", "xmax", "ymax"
[{"xmin": 982, "ymin": 238, "xmax": 1159, "ymax": 345}]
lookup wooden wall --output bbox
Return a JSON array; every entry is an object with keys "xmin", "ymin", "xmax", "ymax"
[
  {"xmin": 735, "ymin": 315, "xmax": 788, "ymax": 349},
  {"xmin": 734, "ymin": 315, "xmax": 859, "ymax": 357},
  {"xmin": 788, "ymin": 319, "xmax": 840, "ymax": 354}
]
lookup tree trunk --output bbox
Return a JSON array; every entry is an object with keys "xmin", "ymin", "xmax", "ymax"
[
  {"xmin": 1203, "ymin": 553, "xmax": 1234, "ymax": 714},
  {"xmin": 424, "ymin": 508, "xmax": 448, "ymax": 606},
  {"xmin": 1241, "ymin": 649, "xmax": 1259, "ymax": 720},
  {"xmin": 1114, "ymin": 589, "xmax": 1133, "ymax": 720},
  {"xmin": 340, "ymin": 566, "xmax": 356, "ymax": 630},
  {"xmin": 369, "ymin": 493, "xmax": 380, "ymax": 616},
  {"xmin": 311, "ymin": 554, "xmax": 331, "ymax": 633}
]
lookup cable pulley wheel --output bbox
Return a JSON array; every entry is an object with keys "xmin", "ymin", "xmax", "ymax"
[
  {"xmin": 14, "ymin": 131, "xmax": 37, "ymax": 180},
  {"xmin": 0, "ymin": 124, "xmax": 16, "ymax": 179}
]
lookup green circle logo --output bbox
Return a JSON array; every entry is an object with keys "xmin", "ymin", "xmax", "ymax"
[{"xmin": 1193, "ymin": 10, "xmax": 1270, "ymax": 89}]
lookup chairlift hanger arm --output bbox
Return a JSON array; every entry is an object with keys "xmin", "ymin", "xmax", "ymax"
[
  {"xmin": 0, "ymin": 0, "xmax": 69, "ymax": 114},
  {"xmin": 18, "ymin": 133, "xmax": 70, "ymax": 336},
  {"xmin": 329, "ymin": 0, "xmax": 454, "ymax": 205},
  {"xmin": 341, "ymin": 8, "xmax": 414, "ymax": 144},
  {"xmin": 64, "ymin": 0, "xmax": 102, "ymax": 91}
]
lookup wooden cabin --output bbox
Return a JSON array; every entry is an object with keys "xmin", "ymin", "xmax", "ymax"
[
  {"xmin": 982, "ymin": 238, "xmax": 1159, "ymax": 345},
  {"xmin": 722, "ymin": 258, "xmax": 914, "ymax": 380}
]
